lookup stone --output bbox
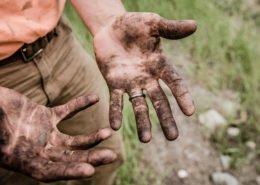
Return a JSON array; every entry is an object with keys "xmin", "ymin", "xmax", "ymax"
[
  {"xmin": 245, "ymin": 141, "xmax": 256, "ymax": 150},
  {"xmin": 177, "ymin": 169, "xmax": 189, "ymax": 179},
  {"xmin": 198, "ymin": 109, "xmax": 228, "ymax": 132},
  {"xmin": 220, "ymin": 100, "xmax": 240, "ymax": 119},
  {"xmin": 256, "ymin": 176, "xmax": 260, "ymax": 185},
  {"xmin": 220, "ymin": 155, "xmax": 231, "ymax": 170},
  {"xmin": 226, "ymin": 127, "xmax": 240, "ymax": 138},
  {"xmin": 211, "ymin": 172, "xmax": 239, "ymax": 185}
]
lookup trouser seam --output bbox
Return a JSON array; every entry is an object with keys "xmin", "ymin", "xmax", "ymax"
[{"xmin": 32, "ymin": 61, "xmax": 51, "ymax": 106}]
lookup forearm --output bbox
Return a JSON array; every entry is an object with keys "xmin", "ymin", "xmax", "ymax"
[{"xmin": 70, "ymin": 0, "xmax": 126, "ymax": 35}]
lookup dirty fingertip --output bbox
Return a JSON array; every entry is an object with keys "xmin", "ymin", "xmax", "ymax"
[
  {"xmin": 183, "ymin": 102, "xmax": 196, "ymax": 116},
  {"xmin": 89, "ymin": 149, "xmax": 117, "ymax": 166},
  {"xmin": 166, "ymin": 129, "xmax": 179, "ymax": 140},
  {"xmin": 162, "ymin": 123, "xmax": 179, "ymax": 141},
  {"xmin": 102, "ymin": 149, "xmax": 117, "ymax": 162},
  {"xmin": 185, "ymin": 20, "xmax": 197, "ymax": 32},
  {"xmin": 87, "ymin": 95, "xmax": 99, "ymax": 103},
  {"xmin": 110, "ymin": 119, "xmax": 121, "ymax": 130},
  {"xmin": 177, "ymin": 93, "xmax": 196, "ymax": 116},
  {"xmin": 139, "ymin": 131, "xmax": 152, "ymax": 143}
]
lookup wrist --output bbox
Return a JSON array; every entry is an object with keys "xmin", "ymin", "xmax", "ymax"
[
  {"xmin": 92, "ymin": 12, "xmax": 126, "ymax": 36},
  {"xmin": 70, "ymin": 0, "xmax": 126, "ymax": 36}
]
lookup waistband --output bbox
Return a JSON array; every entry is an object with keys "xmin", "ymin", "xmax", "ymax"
[{"xmin": 0, "ymin": 26, "xmax": 58, "ymax": 66}]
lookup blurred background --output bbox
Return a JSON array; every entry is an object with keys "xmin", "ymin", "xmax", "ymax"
[{"xmin": 64, "ymin": 0, "xmax": 260, "ymax": 185}]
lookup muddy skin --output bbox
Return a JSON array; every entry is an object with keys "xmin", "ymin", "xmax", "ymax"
[
  {"xmin": 94, "ymin": 12, "xmax": 197, "ymax": 143},
  {"xmin": 0, "ymin": 87, "xmax": 117, "ymax": 182}
]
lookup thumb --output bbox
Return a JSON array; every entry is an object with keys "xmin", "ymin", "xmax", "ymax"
[
  {"xmin": 52, "ymin": 95, "xmax": 99, "ymax": 122},
  {"xmin": 157, "ymin": 19, "xmax": 197, "ymax": 40}
]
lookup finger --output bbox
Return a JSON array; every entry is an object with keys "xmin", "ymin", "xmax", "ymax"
[
  {"xmin": 52, "ymin": 95, "xmax": 99, "ymax": 122},
  {"xmin": 109, "ymin": 89, "xmax": 124, "ymax": 130},
  {"xmin": 146, "ymin": 82, "xmax": 178, "ymax": 140},
  {"xmin": 160, "ymin": 65, "xmax": 195, "ymax": 116},
  {"xmin": 57, "ymin": 128, "xmax": 112, "ymax": 149},
  {"xmin": 86, "ymin": 148, "xmax": 117, "ymax": 166},
  {"xmin": 44, "ymin": 148, "xmax": 117, "ymax": 167},
  {"xmin": 129, "ymin": 92, "xmax": 152, "ymax": 143},
  {"xmin": 28, "ymin": 158, "xmax": 95, "ymax": 182},
  {"xmin": 157, "ymin": 19, "xmax": 197, "ymax": 40}
]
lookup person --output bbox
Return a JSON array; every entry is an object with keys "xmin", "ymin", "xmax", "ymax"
[{"xmin": 0, "ymin": 0, "xmax": 197, "ymax": 185}]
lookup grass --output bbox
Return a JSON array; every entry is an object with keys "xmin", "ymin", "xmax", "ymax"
[{"xmin": 64, "ymin": 0, "xmax": 260, "ymax": 184}]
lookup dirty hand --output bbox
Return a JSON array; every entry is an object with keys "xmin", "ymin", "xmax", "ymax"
[
  {"xmin": 94, "ymin": 13, "xmax": 197, "ymax": 143},
  {"xmin": 0, "ymin": 87, "xmax": 116, "ymax": 182}
]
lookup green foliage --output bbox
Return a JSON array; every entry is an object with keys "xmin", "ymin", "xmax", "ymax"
[{"xmin": 63, "ymin": 3, "xmax": 93, "ymax": 52}]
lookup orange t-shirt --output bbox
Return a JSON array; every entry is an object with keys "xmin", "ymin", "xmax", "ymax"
[{"xmin": 0, "ymin": 0, "xmax": 66, "ymax": 60}]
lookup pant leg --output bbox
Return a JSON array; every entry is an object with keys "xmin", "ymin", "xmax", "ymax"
[{"xmin": 31, "ymin": 19, "xmax": 125, "ymax": 185}]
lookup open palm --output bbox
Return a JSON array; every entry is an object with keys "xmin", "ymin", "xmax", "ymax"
[
  {"xmin": 94, "ymin": 13, "xmax": 197, "ymax": 142},
  {"xmin": 0, "ymin": 87, "xmax": 116, "ymax": 182}
]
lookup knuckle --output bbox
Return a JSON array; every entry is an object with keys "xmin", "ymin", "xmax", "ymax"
[
  {"xmin": 75, "ymin": 97, "xmax": 83, "ymax": 108},
  {"xmin": 153, "ymin": 94, "xmax": 167, "ymax": 105},
  {"xmin": 149, "ymin": 91, "xmax": 167, "ymax": 107},
  {"xmin": 95, "ymin": 131, "xmax": 103, "ymax": 141},
  {"xmin": 83, "ymin": 96, "xmax": 91, "ymax": 105},
  {"xmin": 145, "ymin": 83, "xmax": 160, "ymax": 92},
  {"xmin": 171, "ymin": 78, "xmax": 183, "ymax": 85},
  {"xmin": 64, "ymin": 135, "xmax": 74, "ymax": 146},
  {"xmin": 61, "ymin": 104, "xmax": 70, "ymax": 116},
  {"xmin": 168, "ymin": 79, "xmax": 184, "ymax": 90},
  {"xmin": 110, "ymin": 103, "xmax": 121, "ymax": 112},
  {"xmin": 135, "ymin": 104, "xmax": 148, "ymax": 112},
  {"xmin": 176, "ymin": 91, "xmax": 189, "ymax": 98}
]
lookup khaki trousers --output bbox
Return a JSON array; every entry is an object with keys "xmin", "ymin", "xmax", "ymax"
[{"xmin": 0, "ymin": 20, "xmax": 125, "ymax": 185}]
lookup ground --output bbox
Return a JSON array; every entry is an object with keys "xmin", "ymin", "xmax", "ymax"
[{"xmin": 137, "ymin": 45, "xmax": 259, "ymax": 185}]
